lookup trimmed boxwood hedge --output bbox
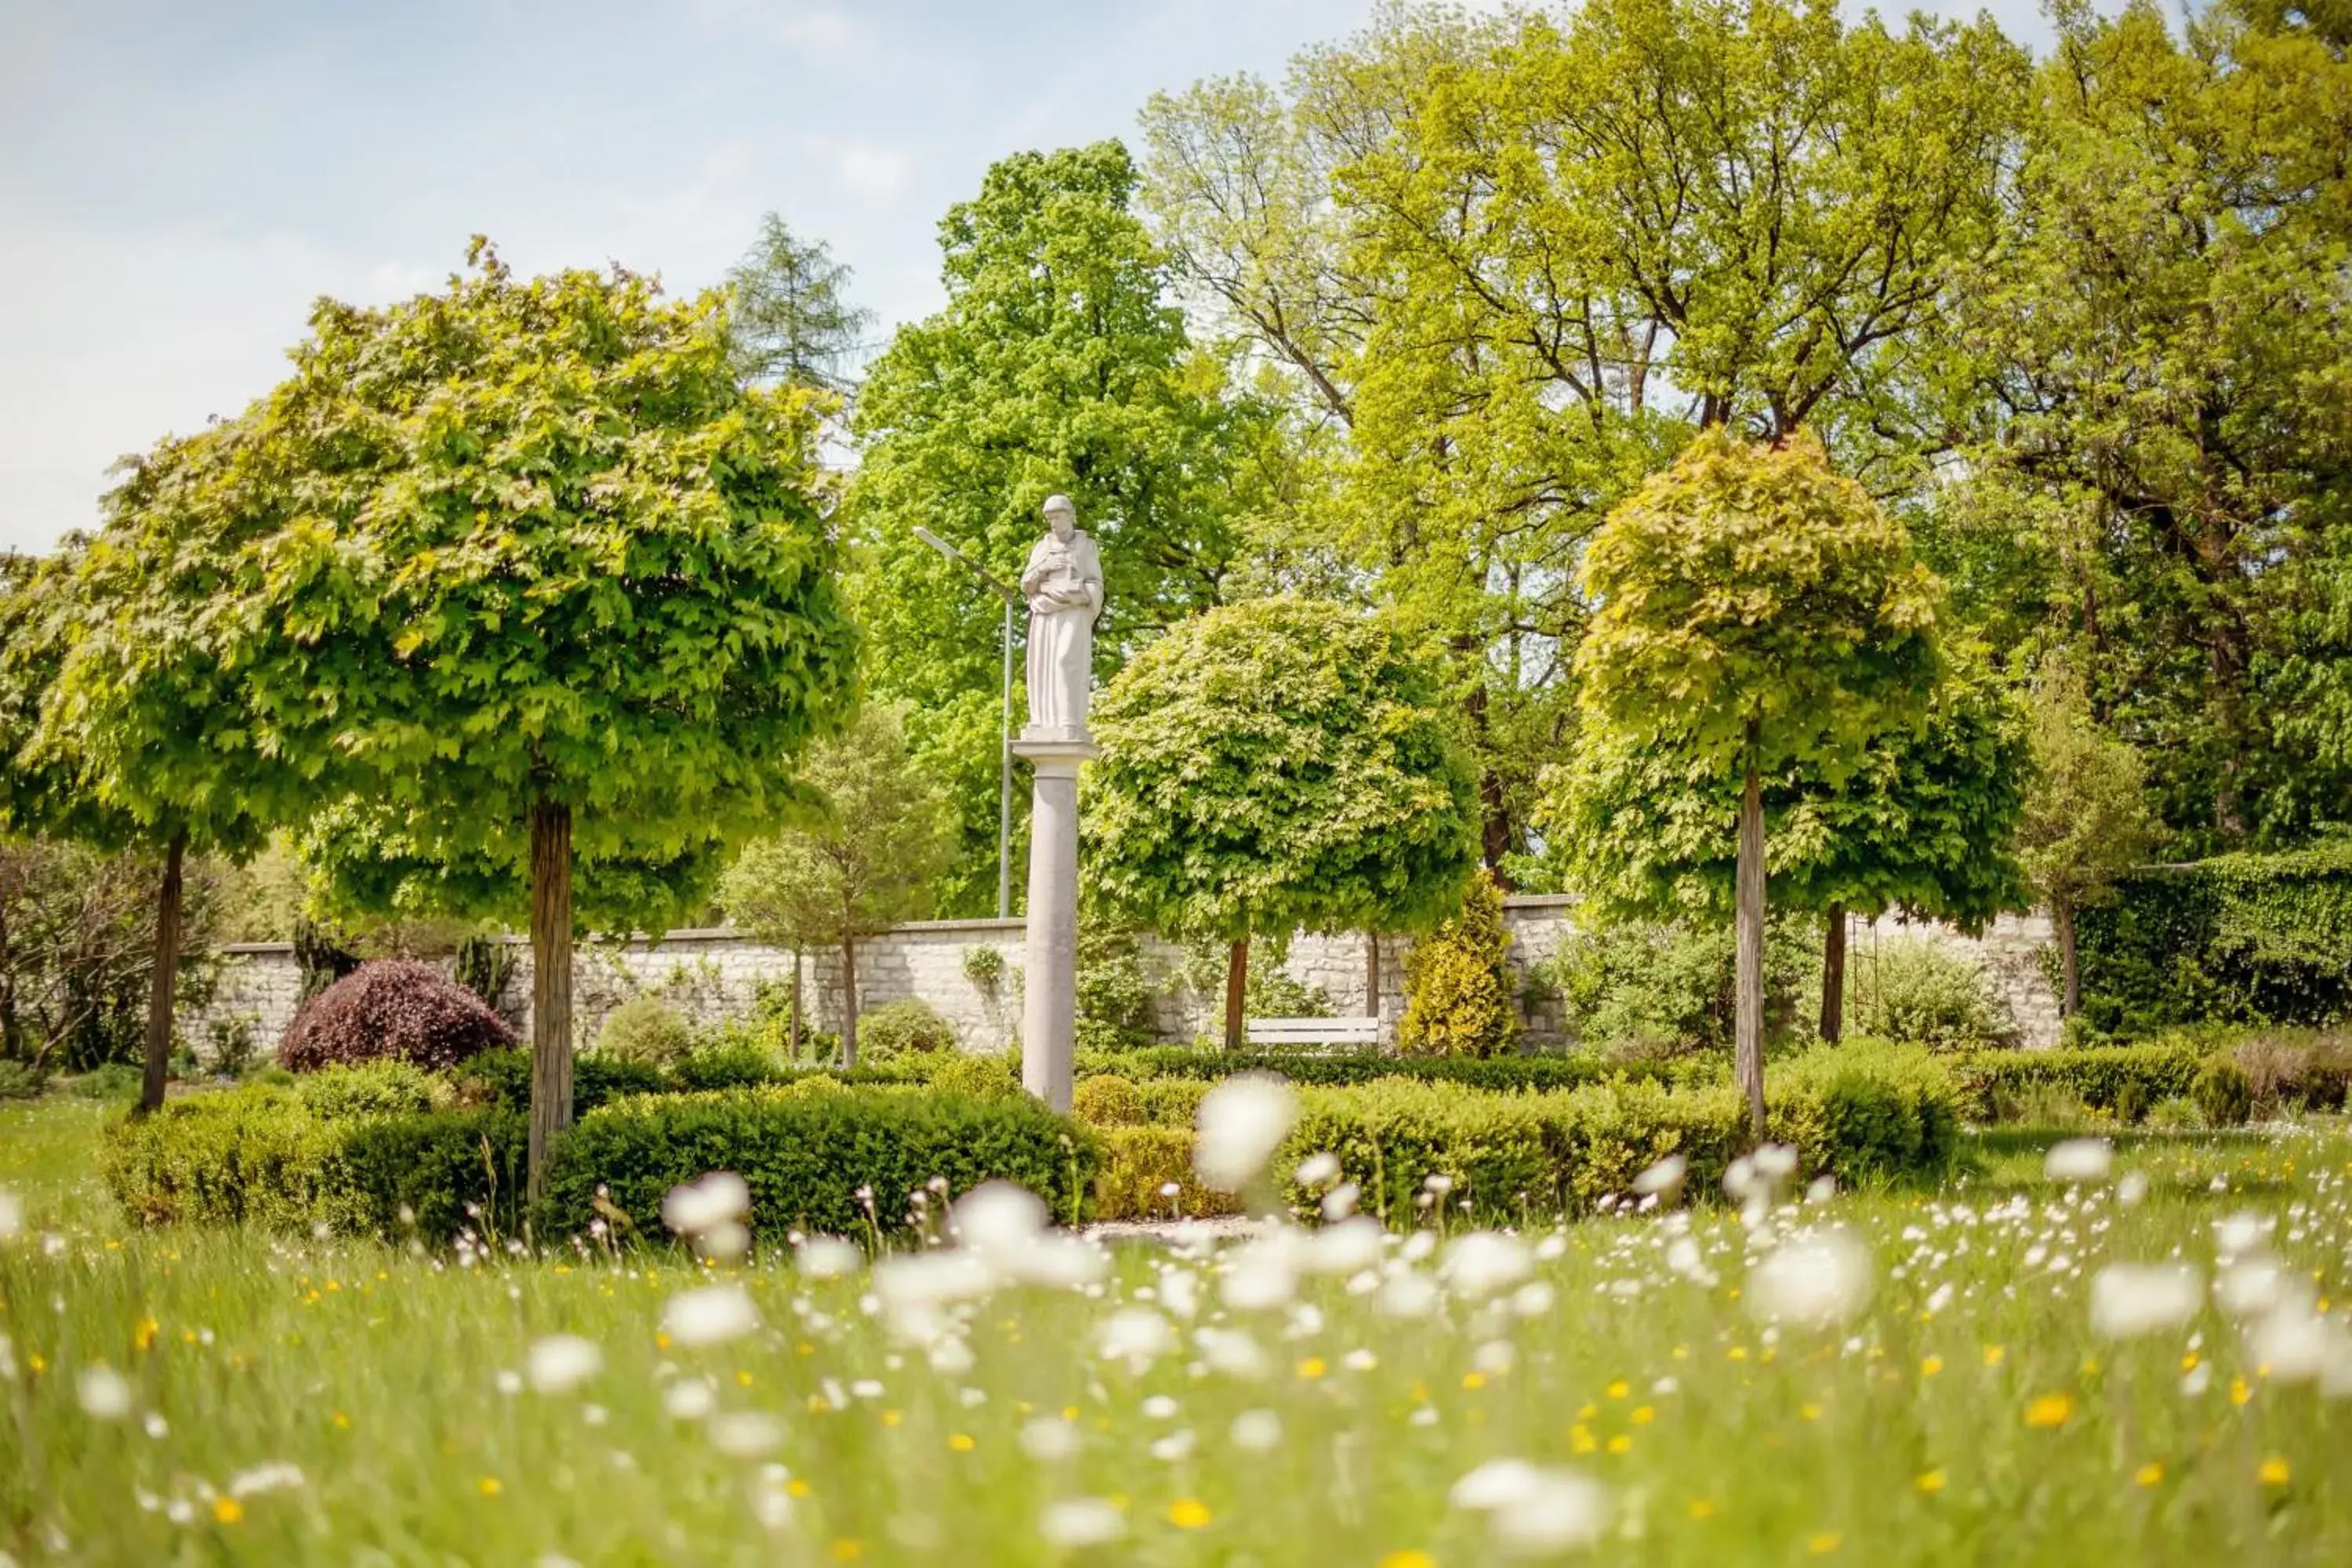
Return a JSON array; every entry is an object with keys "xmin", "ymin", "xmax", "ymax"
[
  {"xmin": 1940, "ymin": 1044, "xmax": 2204, "ymax": 1123},
  {"xmin": 538, "ymin": 1087, "xmax": 1098, "ymax": 1240},
  {"xmin": 1078, "ymin": 1047, "xmax": 1694, "ymax": 1094}
]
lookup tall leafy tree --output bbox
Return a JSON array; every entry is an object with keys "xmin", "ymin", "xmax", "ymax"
[
  {"xmin": 715, "ymin": 706, "xmax": 954, "ymax": 1066},
  {"xmin": 1573, "ymin": 431, "xmax": 1941, "ymax": 1130},
  {"xmin": 1966, "ymin": 0, "xmax": 2352, "ymax": 848},
  {"xmin": 1084, "ymin": 596, "xmax": 1479, "ymax": 1047},
  {"xmin": 1544, "ymin": 659, "xmax": 2031, "ymax": 1042},
  {"xmin": 235, "ymin": 241, "xmax": 860, "ymax": 1189},
  {"xmin": 2016, "ymin": 657, "xmax": 2159, "ymax": 1016},
  {"xmin": 724, "ymin": 213, "xmax": 876, "ymax": 394},
  {"xmin": 11, "ymin": 429, "xmax": 314, "ymax": 1111},
  {"xmin": 1142, "ymin": 0, "xmax": 2027, "ymax": 869},
  {"xmin": 850, "ymin": 140, "xmax": 1276, "ymax": 913}
]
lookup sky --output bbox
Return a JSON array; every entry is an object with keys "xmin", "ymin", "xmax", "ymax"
[{"xmin": 0, "ymin": 0, "xmax": 2059, "ymax": 555}]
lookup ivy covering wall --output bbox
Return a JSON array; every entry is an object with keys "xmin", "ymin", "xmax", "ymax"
[{"xmin": 2074, "ymin": 843, "xmax": 2352, "ymax": 1033}]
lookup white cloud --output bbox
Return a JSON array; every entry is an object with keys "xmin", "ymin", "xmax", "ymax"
[{"xmin": 692, "ymin": 0, "xmax": 867, "ymax": 59}]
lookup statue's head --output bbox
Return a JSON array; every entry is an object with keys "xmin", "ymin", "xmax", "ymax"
[{"xmin": 1042, "ymin": 494, "xmax": 1076, "ymax": 540}]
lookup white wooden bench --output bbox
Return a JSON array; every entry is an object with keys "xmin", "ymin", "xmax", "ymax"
[{"xmin": 1245, "ymin": 1016, "xmax": 1382, "ymax": 1050}]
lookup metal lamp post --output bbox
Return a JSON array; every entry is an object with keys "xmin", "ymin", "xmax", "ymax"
[{"xmin": 913, "ymin": 527, "xmax": 1021, "ymax": 919}]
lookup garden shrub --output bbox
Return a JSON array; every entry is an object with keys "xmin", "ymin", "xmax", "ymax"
[
  {"xmin": 2193, "ymin": 1055, "xmax": 2253, "ymax": 1126},
  {"xmin": 1077, "ymin": 926, "xmax": 1161, "ymax": 1052},
  {"xmin": 925, "ymin": 1053, "xmax": 1021, "ymax": 1100},
  {"xmin": 1092, "ymin": 1125, "xmax": 1241, "ymax": 1221},
  {"xmin": 459, "ymin": 1047, "xmax": 666, "ymax": 1117},
  {"xmin": 2147, "ymin": 1096, "xmax": 2202, "ymax": 1131},
  {"xmin": 69, "ymin": 1062, "xmax": 143, "ymax": 1101},
  {"xmin": 1843, "ymin": 939, "xmax": 2009, "ymax": 1050},
  {"xmin": 292, "ymin": 1059, "xmax": 444, "ymax": 1119},
  {"xmin": 592, "ymin": 996, "xmax": 696, "ymax": 1066},
  {"xmin": 1547, "ymin": 913, "xmax": 1818, "ymax": 1058},
  {"xmin": 1136, "ymin": 1075, "xmax": 1214, "ymax": 1127},
  {"xmin": 1397, "ymin": 872, "xmax": 1519, "ymax": 1058},
  {"xmin": 1071, "ymin": 1073, "xmax": 1145, "ymax": 1127},
  {"xmin": 670, "ymin": 1043, "xmax": 791, "ymax": 1092},
  {"xmin": 0, "ymin": 1060, "xmax": 45, "ymax": 1101},
  {"xmin": 1942, "ymin": 1044, "xmax": 2204, "ymax": 1123},
  {"xmin": 538, "ymin": 1087, "xmax": 1098, "ymax": 1240},
  {"xmin": 2072, "ymin": 841, "xmax": 2352, "ymax": 1032},
  {"xmin": 855, "ymin": 1000, "xmax": 958, "ymax": 1063},
  {"xmin": 278, "ymin": 959, "xmax": 514, "ymax": 1073},
  {"xmin": 2227, "ymin": 1032, "xmax": 2352, "ymax": 1116},
  {"xmin": 1081, "ymin": 1047, "xmax": 1673, "ymax": 1094}
]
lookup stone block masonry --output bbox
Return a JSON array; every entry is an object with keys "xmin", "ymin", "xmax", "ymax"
[{"xmin": 185, "ymin": 898, "xmax": 2063, "ymax": 1064}]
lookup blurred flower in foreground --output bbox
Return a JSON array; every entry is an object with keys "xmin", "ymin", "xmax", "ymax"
[
  {"xmin": 2043, "ymin": 1139, "xmax": 2113, "ymax": 1184},
  {"xmin": 2089, "ymin": 1264, "xmax": 2202, "ymax": 1339},
  {"xmin": 528, "ymin": 1334, "xmax": 604, "ymax": 1394},
  {"xmin": 665, "ymin": 1284, "xmax": 759, "ymax": 1348},
  {"xmin": 1195, "ymin": 1075, "xmax": 1298, "ymax": 1190},
  {"xmin": 1040, "ymin": 1498, "xmax": 1124, "ymax": 1548},
  {"xmin": 0, "ymin": 1189, "xmax": 21, "ymax": 1241},
  {"xmin": 1747, "ymin": 1230, "xmax": 1873, "ymax": 1329},
  {"xmin": 1452, "ymin": 1458, "xmax": 1612, "ymax": 1555},
  {"xmin": 77, "ymin": 1365, "xmax": 133, "ymax": 1420}
]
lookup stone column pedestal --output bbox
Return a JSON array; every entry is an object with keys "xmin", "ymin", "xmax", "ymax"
[{"xmin": 1014, "ymin": 736, "xmax": 1094, "ymax": 1112}]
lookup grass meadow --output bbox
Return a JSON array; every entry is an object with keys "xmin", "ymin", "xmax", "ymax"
[{"xmin": 5, "ymin": 1097, "xmax": 2352, "ymax": 1565}]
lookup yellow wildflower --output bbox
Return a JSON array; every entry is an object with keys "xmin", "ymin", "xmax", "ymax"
[
  {"xmin": 2259, "ymin": 1458, "xmax": 2291, "ymax": 1487},
  {"xmin": 2136, "ymin": 1463, "xmax": 2164, "ymax": 1488},
  {"xmin": 1917, "ymin": 1469, "xmax": 1946, "ymax": 1495},
  {"xmin": 1809, "ymin": 1532, "xmax": 1842, "ymax": 1555},
  {"xmin": 1296, "ymin": 1357, "xmax": 1327, "ymax": 1380},
  {"xmin": 477, "ymin": 1476, "xmax": 502, "ymax": 1497},
  {"xmin": 1167, "ymin": 1498, "xmax": 1213, "ymax": 1530},
  {"xmin": 212, "ymin": 1497, "xmax": 242, "ymax": 1525},
  {"xmin": 1378, "ymin": 1553, "xmax": 1437, "ymax": 1568},
  {"xmin": 949, "ymin": 1432, "xmax": 975, "ymax": 1453}
]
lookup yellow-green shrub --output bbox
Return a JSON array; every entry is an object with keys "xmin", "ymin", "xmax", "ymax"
[
  {"xmin": 1396, "ymin": 871, "xmax": 1519, "ymax": 1058},
  {"xmin": 1092, "ymin": 1126, "xmax": 1242, "ymax": 1221},
  {"xmin": 1072, "ymin": 1074, "xmax": 1145, "ymax": 1127}
]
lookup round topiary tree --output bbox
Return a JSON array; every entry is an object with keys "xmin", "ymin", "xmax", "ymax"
[
  {"xmin": 591, "ymin": 996, "xmax": 696, "ymax": 1066},
  {"xmin": 1085, "ymin": 596, "xmax": 1480, "ymax": 1049},
  {"xmin": 278, "ymin": 959, "xmax": 516, "ymax": 1073},
  {"xmin": 855, "ymin": 1000, "xmax": 958, "ymax": 1064}
]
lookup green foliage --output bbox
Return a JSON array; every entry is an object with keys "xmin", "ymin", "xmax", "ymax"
[
  {"xmin": 450, "ymin": 935, "xmax": 517, "ymax": 1015},
  {"xmin": 100, "ymin": 1087, "xmax": 528, "ymax": 1243},
  {"xmin": 1080, "ymin": 1046, "xmax": 1683, "ymax": 1095},
  {"xmin": 1087, "ymin": 597, "xmax": 1479, "ymax": 944},
  {"xmin": 851, "ymin": 140, "xmax": 1277, "ymax": 911},
  {"xmin": 724, "ymin": 212, "xmax": 875, "ymax": 394},
  {"xmin": 2072, "ymin": 844, "xmax": 2352, "ymax": 1033},
  {"xmin": 1842, "ymin": 940, "xmax": 2007, "ymax": 1051},
  {"xmin": 592, "ymin": 996, "xmax": 697, "ymax": 1068},
  {"xmin": 960, "ymin": 947, "xmax": 1005, "ymax": 989},
  {"xmin": 459, "ymin": 1047, "xmax": 666, "ymax": 1120},
  {"xmin": 1396, "ymin": 873, "xmax": 1519, "ymax": 1058},
  {"xmin": 1940, "ymin": 1044, "xmax": 2204, "ymax": 1124},
  {"xmin": 0, "ymin": 1059, "xmax": 45, "ymax": 1101},
  {"xmin": 239, "ymin": 238, "xmax": 859, "ymax": 935},
  {"xmin": 1548, "ymin": 915, "xmax": 1820, "ymax": 1058},
  {"xmin": 1069, "ymin": 1074, "xmax": 1145, "ymax": 1128},
  {"xmin": 2193, "ymin": 1055, "xmax": 2254, "ymax": 1128},
  {"xmin": 1091, "ymin": 1125, "xmax": 1243, "ymax": 1221},
  {"xmin": 68, "ymin": 1062, "xmax": 143, "ymax": 1101},
  {"xmin": 537, "ymin": 1088, "xmax": 1098, "ymax": 1240},
  {"xmin": 2147, "ymin": 1095, "xmax": 2203, "ymax": 1131},
  {"xmin": 853, "ymin": 1000, "xmax": 956, "ymax": 1064},
  {"xmin": 1073, "ymin": 927, "xmax": 1158, "ymax": 1053},
  {"xmin": 292, "ymin": 918, "xmax": 361, "ymax": 1004},
  {"xmin": 291, "ymin": 1060, "xmax": 444, "ymax": 1120},
  {"xmin": 923, "ymin": 1053, "xmax": 1022, "ymax": 1102},
  {"xmin": 668, "ymin": 1043, "xmax": 789, "ymax": 1094}
]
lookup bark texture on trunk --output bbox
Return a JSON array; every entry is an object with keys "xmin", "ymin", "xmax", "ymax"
[
  {"xmin": 1225, "ymin": 936, "xmax": 1250, "ymax": 1051},
  {"xmin": 1735, "ymin": 757, "xmax": 1767, "ymax": 1137},
  {"xmin": 139, "ymin": 827, "xmax": 188, "ymax": 1114},
  {"xmin": 527, "ymin": 799, "xmax": 574, "ymax": 1200},
  {"xmin": 1819, "ymin": 903, "xmax": 1846, "ymax": 1045},
  {"xmin": 840, "ymin": 935, "xmax": 858, "ymax": 1068},
  {"xmin": 789, "ymin": 949, "xmax": 804, "ymax": 1058},
  {"xmin": 2055, "ymin": 900, "xmax": 2082, "ymax": 1018},
  {"xmin": 1365, "ymin": 932, "xmax": 1381, "ymax": 1021}
]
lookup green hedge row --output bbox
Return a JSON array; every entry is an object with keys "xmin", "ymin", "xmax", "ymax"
[
  {"xmin": 1093, "ymin": 1046, "xmax": 1961, "ymax": 1222},
  {"xmin": 538, "ymin": 1087, "xmax": 1097, "ymax": 1240},
  {"xmin": 102, "ymin": 1091, "xmax": 529, "ymax": 1242},
  {"xmin": 1076, "ymin": 1046, "xmax": 1699, "ymax": 1094},
  {"xmin": 2076, "ymin": 843, "xmax": 2352, "ymax": 1032},
  {"xmin": 1941, "ymin": 1044, "xmax": 2205, "ymax": 1123},
  {"xmin": 103, "ymin": 1077, "xmax": 1094, "ymax": 1245}
]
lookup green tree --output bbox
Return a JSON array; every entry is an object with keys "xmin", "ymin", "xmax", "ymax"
[
  {"xmin": 235, "ymin": 241, "xmax": 859, "ymax": 1187},
  {"xmin": 1966, "ymin": 0, "xmax": 2352, "ymax": 848},
  {"xmin": 1142, "ymin": 0, "xmax": 2027, "ymax": 869},
  {"xmin": 724, "ymin": 213, "xmax": 875, "ymax": 394},
  {"xmin": 8, "ymin": 429, "xmax": 313, "ymax": 1109},
  {"xmin": 1573, "ymin": 430, "xmax": 1941, "ymax": 1130},
  {"xmin": 1084, "ymin": 596, "xmax": 1479, "ymax": 1048},
  {"xmin": 850, "ymin": 140, "xmax": 1276, "ymax": 913},
  {"xmin": 1544, "ymin": 659, "xmax": 2031, "ymax": 1042},
  {"xmin": 2016, "ymin": 658, "xmax": 2159, "ymax": 1017},
  {"xmin": 716, "ymin": 706, "xmax": 955, "ymax": 1067},
  {"xmin": 1396, "ymin": 870, "xmax": 1518, "ymax": 1058}
]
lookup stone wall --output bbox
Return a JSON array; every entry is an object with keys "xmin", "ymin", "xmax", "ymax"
[{"xmin": 187, "ymin": 895, "xmax": 2063, "ymax": 1062}]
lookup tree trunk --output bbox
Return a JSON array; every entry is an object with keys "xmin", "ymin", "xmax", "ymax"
[
  {"xmin": 789, "ymin": 948, "xmax": 804, "ymax": 1059},
  {"xmin": 1819, "ymin": 903, "xmax": 1846, "ymax": 1044},
  {"xmin": 2055, "ymin": 899, "xmax": 2082, "ymax": 1018},
  {"xmin": 1225, "ymin": 936, "xmax": 1249, "ymax": 1052},
  {"xmin": 1365, "ymin": 932, "xmax": 1381, "ymax": 1022},
  {"xmin": 138, "ymin": 827, "xmax": 188, "ymax": 1114},
  {"xmin": 527, "ymin": 799, "xmax": 574, "ymax": 1202},
  {"xmin": 840, "ymin": 933, "xmax": 858, "ymax": 1068},
  {"xmin": 1735, "ymin": 753, "xmax": 1767, "ymax": 1138}
]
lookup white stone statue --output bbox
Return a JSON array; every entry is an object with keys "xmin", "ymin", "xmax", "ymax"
[{"xmin": 1018, "ymin": 495, "xmax": 1103, "ymax": 742}]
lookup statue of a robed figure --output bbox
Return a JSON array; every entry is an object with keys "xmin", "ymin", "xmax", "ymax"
[
  {"xmin": 1018, "ymin": 494, "xmax": 1103, "ymax": 741},
  {"xmin": 1011, "ymin": 494, "xmax": 1102, "ymax": 1112}
]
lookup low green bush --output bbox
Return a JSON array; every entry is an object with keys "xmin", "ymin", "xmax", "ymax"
[
  {"xmin": 1083, "ymin": 1047, "xmax": 1674, "ymax": 1094},
  {"xmin": 2147, "ymin": 1096, "xmax": 2203, "ymax": 1131},
  {"xmin": 100, "ymin": 1087, "xmax": 526, "ymax": 1242},
  {"xmin": 1071, "ymin": 1074, "xmax": 1145, "ymax": 1127},
  {"xmin": 1093, "ymin": 1125, "xmax": 1241, "ymax": 1221},
  {"xmin": 1843, "ymin": 939, "xmax": 2009, "ymax": 1051},
  {"xmin": 1943, "ymin": 1044, "xmax": 2204, "ymax": 1123},
  {"xmin": 924, "ymin": 1053, "xmax": 1022, "ymax": 1100},
  {"xmin": 855, "ymin": 1000, "xmax": 958, "ymax": 1064},
  {"xmin": 0, "ymin": 1060, "xmax": 48, "ymax": 1101},
  {"xmin": 670, "ymin": 1044, "xmax": 791, "ymax": 1092},
  {"xmin": 538, "ymin": 1087, "xmax": 1098, "ymax": 1240},
  {"xmin": 593, "ymin": 996, "xmax": 696, "ymax": 1067},
  {"xmin": 2193, "ymin": 1055, "xmax": 2253, "ymax": 1127},
  {"xmin": 459, "ymin": 1047, "xmax": 667, "ymax": 1117},
  {"xmin": 68, "ymin": 1062, "xmax": 143, "ymax": 1101},
  {"xmin": 1546, "ymin": 913, "xmax": 1819, "ymax": 1059},
  {"xmin": 292, "ymin": 1060, "xmax": 445, "ymax": 1119}
]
